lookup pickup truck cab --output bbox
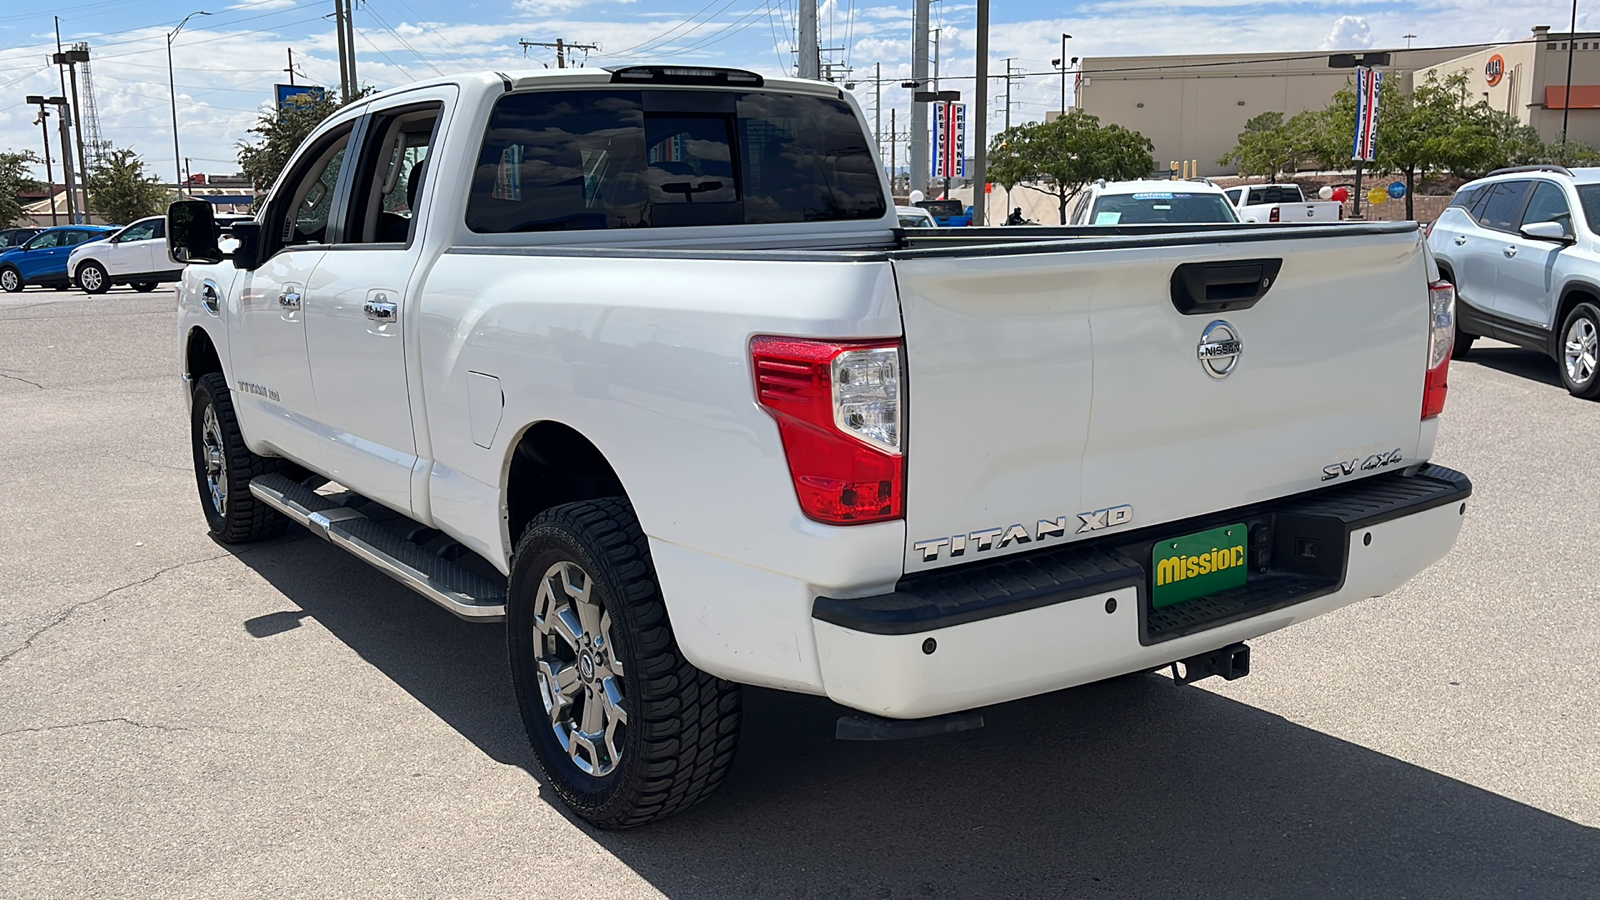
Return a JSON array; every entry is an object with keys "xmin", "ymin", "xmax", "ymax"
[
  {"xmin": 915, "ymin": 198, "xmax": 972, "ymax": 226},
  {"xmin": 170, "ymin": 66, "xmax": 1470, "ymax": 829},
  {"xmin": 1225, "ymin": 183, "xmax": 1344, "ymax": 223}
]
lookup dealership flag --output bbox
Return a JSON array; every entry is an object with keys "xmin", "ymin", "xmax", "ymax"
[{"xmin": 1352, "ymin": 66, "xmax": 1383, "ymax": 162}]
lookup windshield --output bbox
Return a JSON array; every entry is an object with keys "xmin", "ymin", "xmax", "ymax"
[
  {"xmin": 898, "ymin": 213, "xmax": 933, "ymax": 227},
  {"xmin": 1576, "ymin": 185, "xmax": 1600, "ymax": 234},
  {"xmin": 916, "ymin": 200, "xmax": 965, "ymax": 217},
  {"xmin": 1089, "ymin": 192, "xmax": 1238, "ymax": 225}
]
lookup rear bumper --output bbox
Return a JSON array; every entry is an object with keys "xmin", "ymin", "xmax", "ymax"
[{"xmin": 811, "ymin": 465, "xmax": 1470, "ymax": 718}]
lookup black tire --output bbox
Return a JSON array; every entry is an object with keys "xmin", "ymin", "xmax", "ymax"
[
  {"xmin": 1557, "ymin": 302, "xmax": 1600, "ymax": 400},
  {"xmin": 0, "ymin": 267, "xmax": 23, "ymax": 292},
  {"xmin": 189, "ymin": 372, "xmax": 289, "ymax": 542},
  {"xmin": 1440, "ymin": 273, "xmax": 1475, "ymax": 360},
  {"xmin": 507, "ymin": 498, "xmax": 742, "ymax": 829},
  {"xmin": 76, "ymin": 261, "xmax": 109, "ymax": 294},
  {"xmin": 132, "ymin": 282, "xmax": 157, "ymax": 292}
]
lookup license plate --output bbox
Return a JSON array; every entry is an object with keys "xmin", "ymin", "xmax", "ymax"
[{"xmin": 1151, "ymin": 524, "xmax": 1248, "ymax": 608}]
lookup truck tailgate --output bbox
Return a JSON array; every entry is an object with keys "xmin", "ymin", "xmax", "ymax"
[{"xmin": 892, "ymin": 225, "xmax": 1430, "ymax": 573}]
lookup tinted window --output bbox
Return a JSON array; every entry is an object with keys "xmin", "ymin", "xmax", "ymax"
[
  {"xmin": 1476, "ymin": 181, "xmax": 1531, "ymax": 231},
  {"xmin": 1520, "ymin": 182, "xmax": 1572, "ymax": 230},
  {"xmin": 466, "ymin": 89, "xmax": 885, "ymax": 233},
  {"xmin": 60, "ymin": 231, "xmax": 92, "ymax": 246},
  {"xmin": 916, "ymin": 200, "xmax": 964, "ymax": 218},
  {"xmin": 1089, "ymin": 192, "xmax": 1237, "ymax": 224},
  {"xmin": 897, "ymin": 214, "xmax": 931, "ymax": 227},
  {"xmin": 1448, "ymin": 186, "xmax": 1480, "ymax": 212},
  {"xmin": 24, "ymin": 232, "xmax": 60, "ymax": 250},
  {"xmin": 1575, "ymin": 185, "xmax": 1600, "ymax": 234},
  {"xmin": 1246, "ymin": 186, "xmax": 1303, "ymax": 204}
]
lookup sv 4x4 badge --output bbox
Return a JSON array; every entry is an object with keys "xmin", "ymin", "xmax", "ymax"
[
  {"xmin": 1322, "ymin": 448, "xmax": 1403, "ymax": 482},
  {"xmin": 913, "ymin": 505, "xmax": 1133, "ymax": 562}
]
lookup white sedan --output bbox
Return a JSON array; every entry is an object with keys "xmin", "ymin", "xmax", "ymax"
[
  {"xmin": 69, "ymin": 215, "xmax": 183, "ymax": 294},
  {"xmin": 896, "ymin": 205, "xmax": 938, "ymax": 228}
]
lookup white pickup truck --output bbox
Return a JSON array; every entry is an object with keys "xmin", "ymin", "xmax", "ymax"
[
  {"xmin": 1225, "ymin": 183, "xmax": 1344, "ymax": 223},
  {"xmin": 168, "ymin": 66, "xmax": 1470, "ymax": 828}
]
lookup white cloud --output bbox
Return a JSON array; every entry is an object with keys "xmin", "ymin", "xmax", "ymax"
[
  {"xmin": 1323, "ymin": 15, "xmax": 1374, "ymax": 50},
  {"xmin": 228, "ymin": 0, "xmax": 297, "ymax": 10}
]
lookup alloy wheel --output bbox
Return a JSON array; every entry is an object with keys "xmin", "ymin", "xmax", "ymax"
[
  {"xmin": 1, "ymin": 270, "xmax": 18, "ymax": 291},
  {"xmin": 200, "ymin": 403, "xmax": 228, "ymax": 514},
  {"xmin": 80, "ymin": 266, "xmax": 102, "ymax": 292},
  {"xmin": 532, "ymin": 560, "xmax": 627, "ymax": 777},
  {"xmin": 1565, "ymin": 317, "xmax": 1598, "ymax": 386}
]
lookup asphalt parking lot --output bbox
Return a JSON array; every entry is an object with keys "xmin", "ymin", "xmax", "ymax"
[{"xmin": 2, "ymin": 286, "xmax": 1597, "ymax": 898}]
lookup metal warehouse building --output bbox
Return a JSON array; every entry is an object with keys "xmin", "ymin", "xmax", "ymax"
[{"xmin": 1076, "ymin": 25, "xmax": 1600, "ymax": 176}]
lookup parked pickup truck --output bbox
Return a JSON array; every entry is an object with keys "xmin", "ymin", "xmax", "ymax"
[
  {"xmin": 1225, "ymin": 183, "xmax": 1344, "ymax": 223},
  {"xmin": 169, "ymin": 66, "xmax": 1470, "ymax": 828}
]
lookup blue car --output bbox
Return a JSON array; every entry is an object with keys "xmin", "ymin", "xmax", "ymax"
[
  {"xmin": 0, "ymin": 225, "xmax": 116, "ymax": 292},
  {"xmin": 915, "ymin": 199, "xmax": 973, "ymax": 227}
]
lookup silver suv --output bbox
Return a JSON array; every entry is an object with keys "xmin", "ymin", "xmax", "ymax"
[{"xmin": 1428, "ymin": 164, "xmax": 1600, "ymax": 398}]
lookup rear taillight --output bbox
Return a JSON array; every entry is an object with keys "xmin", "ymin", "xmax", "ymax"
[
  {"xmin": 1423, "ymin": 279, "xmax": 1455, "ymax": 419},
  {"xmin": 1269, "ymin": 207, "xmax": 1281, "ymax": 223},
  {"xmin": 752, "ymin": 336, "xmax": 904, "ymax": 524},
  {"xmin": 1424, "ymin": 220, "xmax": 1435, "ymax": 238}
]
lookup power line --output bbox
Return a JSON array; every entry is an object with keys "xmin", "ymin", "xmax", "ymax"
[{"xmin": 362, "ymin": 2, "xmax": 446, "ymax": 76}]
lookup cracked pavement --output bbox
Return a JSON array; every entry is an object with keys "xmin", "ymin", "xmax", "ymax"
[{"xmin": 1, "ymin": 288, "xmax": 1597, "ymax": 899}]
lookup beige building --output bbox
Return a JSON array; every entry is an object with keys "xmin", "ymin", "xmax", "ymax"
[{"xmin": 1076, "ymin": 26, "xmax": 1600, "ymax": 177}]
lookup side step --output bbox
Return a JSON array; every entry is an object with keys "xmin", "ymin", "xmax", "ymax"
[{"xmin": 249, "ymin": 473, "xmax": 507, "ymax": 621}]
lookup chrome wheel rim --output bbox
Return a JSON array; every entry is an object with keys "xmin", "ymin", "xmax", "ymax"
[
  {"xmin": 1565, "ymin": 317, "xmax": 1598, "ymax": 385},
  {"xmin": 200, "ymin": 403, "xmax": 227, "ymax": 514},
  {"xmin": 532, "ymin": 560, "xmax": 627, "ymax": 777},
  {"xmin": 80, "ymin": 266, "xmax": 101, "ymax": 291},
  {"xmin": 2, "ymin": 270, "xmax": 17, "ymax": 291}
]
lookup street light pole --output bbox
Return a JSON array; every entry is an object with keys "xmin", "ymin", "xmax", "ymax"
[
  {"xmin": 168, "ymin": 10, "xmax": 211, "ymax": 198},
  {"xmin": 1563, "ymin": 0, "xmax": 1578, "ymax": 156},
  {"xmin": 1060, "ymin": 34, "xmax": 1071, "ymax": 116}
]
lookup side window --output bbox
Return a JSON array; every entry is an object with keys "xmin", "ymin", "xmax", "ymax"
[
  {"xmin": 270, "ymin": 124, "xmax": 355, "ymax": 251},
  {"xmin": 24, "ymin": 232, "xmax": 60, "ymax": 251},
  {"xmin": 117, "ymin": 221, "xmax": 157, "ymax": 243},
  {"xmin": 1069, "ymin": 191, "xmax": 1092, "ymax": 224},
  {"xmin": 1448, "ymin": 187, "xmax": 1479, "ymax": 216},
  {"xmin": 1224, "ymin": 189, "xmax": 1242, "ymax": 205},
  {"xmin": 347, "ymin": 103, "xmax": 442, "ymax": 244},
  {"xmin": 1519, "ymin": 182, "xmax": 1572, "ymax": 232},
  {"xmin": 60, "ymin": 231, "xmax": 88, "ymax": 247},
  {"xmin": 1476, "ymin": 181, "xmax": 1533, "ymax": 233}
]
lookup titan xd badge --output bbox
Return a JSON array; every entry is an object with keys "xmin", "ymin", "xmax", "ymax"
[{"xmin": 913, "ymin": 505, "xmax": 1133, "ymax": 562}]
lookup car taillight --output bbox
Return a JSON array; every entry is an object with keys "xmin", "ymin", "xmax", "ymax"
[
  {"xmin": 1269, "ymin": 207, "xmax": 1280, "ymax": 223},
  {"xmin": 752, "ymin": 336, "xmax": 904, "ymax": 524},
  {"xmin": 1423, "ymin": 279, "xmax": 1455, "ymax": 419},
  {"xmin": 1424, "ymin": 220, "xmax": 1435, "ymax": 238}
]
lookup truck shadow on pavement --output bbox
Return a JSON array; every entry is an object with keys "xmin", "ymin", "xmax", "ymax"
[{"xmin": 231, "ymin": 537, "xmax": 1600, "ymax": 899}]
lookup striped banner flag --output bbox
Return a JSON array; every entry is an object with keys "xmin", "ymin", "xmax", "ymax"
[{"xmin": 1352, "ymin": 66, "xmax": 1383, "ymax": 162}]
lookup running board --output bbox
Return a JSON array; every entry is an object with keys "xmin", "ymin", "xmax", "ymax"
[{"xmin": 249, "ymin": 473, "xmax": 507, "ymax": 621}]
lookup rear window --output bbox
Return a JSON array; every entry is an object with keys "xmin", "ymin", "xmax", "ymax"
[
  {"xmin": 916, "ymin": 200, "xmax": 965, "ymax": 218},
  {"xmin": 1089, "ymin": 192, "xmax": 1237, "ymax": 225},
  {"xmin": 897, "ymin": 213, "xmax": 932, "ymax": 227},
  {"xmin": 1449, "ymin": 186, "xmax": 1481, "ymax": 212},
  {"xmin": 466, "ymin": 89, "xmax": 885, "ymax": 232},
  {"xmin": 1245, "ymin": 186, "xmax": 1304, "ymax": 204}
]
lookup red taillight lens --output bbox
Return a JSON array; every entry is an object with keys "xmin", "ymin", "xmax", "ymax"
[
  {"xmin": 1423, "ymin": 279, "xmax": 1455, "ymax": 419},
  {"xmin": 752, "ymin": 336, "xmax": 904, "ymax": 525},
  {"xmin": 1269, "ymin": 207, "xmax": 1281, "ymax": 223}
]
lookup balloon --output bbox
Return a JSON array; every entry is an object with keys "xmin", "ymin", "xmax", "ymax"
[
  {"xmin": 1368, "ymin": 187, "xmax": 1388, "ymax": 206},
  {"xmin": 1331, "ymin": 187, "xmax": 1350, "ymax": 202},
  {"xmin": 1387, "ymin": 181, "xmax": 1407, "ymax": 199},
  {"xmin": 909, "ymin": 190, "xmax": 925, "ymax": 204},
  {"xmin": 1318, "ymin": 185, "xmax": 1334, "ymax": 200}
]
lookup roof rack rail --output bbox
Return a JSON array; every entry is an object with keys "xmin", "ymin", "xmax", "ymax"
[
  {"xmin": 1186, "ymin": 176, "xmax": 1215, "ymax": 186},
  {"xmin": 1487, "ymin": 164, "xmax": 1573, "ymax": 177}
]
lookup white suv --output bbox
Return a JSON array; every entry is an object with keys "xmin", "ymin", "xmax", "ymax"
[
  {"xmin": 1428, "ymin": 165, "xmax": 1600, "ymax": 398},
  {"xmin": 69, "ymin": 215, "xmax": 182, "ymax": 294},
  {"xmin": 1067, "ymin": 179, "xmax": 1240, "ymax": 226}
]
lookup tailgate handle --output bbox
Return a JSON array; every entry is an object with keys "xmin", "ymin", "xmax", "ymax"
[{"xmin": 1170, "ymin": 258, "xmax": 1284, "ymax": 315}]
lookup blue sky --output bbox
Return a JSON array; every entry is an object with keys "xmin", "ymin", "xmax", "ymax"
[{"xmin": 0, "ymin": 0, "xmax": 1580, "ymax": 183}]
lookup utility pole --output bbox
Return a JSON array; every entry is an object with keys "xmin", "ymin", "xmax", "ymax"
[
  {"xmin": 909, "ymin": 0, "xmax": 930, "ymax": 195},
  {"xmin": 343, "ymin": 0, "xmax": 357, "ymax": 92},
  {"xmin": 51, "ymin": 19, "xmax": 81, "ymax": 223},
  {"xmin": 1003, "ymin": 58, "xmax": 1019, "ymax": 131},
  {"xmin": 286, "ymin": 48, "xmax": 296, "ymax": 85},
  {"xmin": 875, "ymin": 62, "xmax": 882, "ymax": 163},
  {"xmin": 29, "ymin": 98, "xmax": 58, "ymax": 226},
  {"xmin": 1563, "ymin": 0, "xmax": 1578, "ymax": 154},
  {"xmin": 972, "ymin": 0, "xmax": 989, "ymax": 225},
  {"xmin": 890, "ymin": 107, "xmax": 897, "ymax": 195},
  {"xmin": 797, "ymin": 1, "xmax": 819, "ymax": 78},
  {"xmin": 333, "ymin": 0, "xmax": 349, "ymax": 97},
  {"xmin": 54, "ymin": 43, "xmax": 93, "ymax": 221},
  {"xmin": 520, "ymin": 38, "xmax": 599, "ymax": 68}
]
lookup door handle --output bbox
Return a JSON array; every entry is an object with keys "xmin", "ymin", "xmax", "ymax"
[
  {"xmin": 1454, "ymin": 236, "xmax": 1468, "ymax": 245},
  {"xmin": 364, "ymin": 295, "xmax": 397, "ymax": 322},
  {"xmin": 279, "ymin": 288, "xmax": 301, "ymax": 309},
  {"xmin": 1504, "ymin": 245, "xmax": 1518, "ymax": 258}
]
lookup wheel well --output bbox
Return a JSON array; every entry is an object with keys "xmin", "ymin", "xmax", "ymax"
[
  {"xmin": 505, "ymin": 422, "xmax": 627, "ymax": 545},
  {"xmin": 186, "ymin": 327, "xmax": 223, "ymax": 381},
  {"xmin": 1557, "ymin": 287, "xmax": 1600, "ymax": 341}
]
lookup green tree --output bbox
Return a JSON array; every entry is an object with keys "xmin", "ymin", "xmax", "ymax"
[
  {"xmin": 237, "ymin": 89, "xmax": 365, "ymax": 196},
  {"xmin": 0, "ymin": 150, "xmax": 44, "ymax": 227},
  {"xmin": 1220, "ymin": 111, "xmax": 1300, "ymax": 180},
  {"xmin": 987, "ymin": 110, "xmax": 1155, "ymax": 223},
  {"xmin": 85, "ymin": 148, "xmax": 171, "ymax": 224}
]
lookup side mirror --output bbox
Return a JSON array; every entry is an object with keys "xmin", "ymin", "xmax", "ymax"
[
  {"xmin": 1520, "ymin": 220, "xmax": 1574, "ymax": 244},
  {"xmin": 168, "ymin": 199, "xmax": 223, "ymax": 264}
]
